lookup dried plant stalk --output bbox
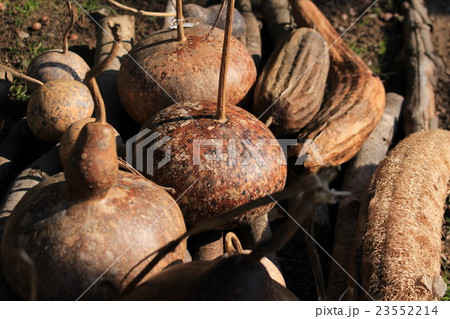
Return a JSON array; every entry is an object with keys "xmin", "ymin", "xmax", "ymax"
[
  {"xmin": 357, "ymin": 129, "xmax": 450, "ymax": 300},
  {"xmin": 401, "ymin": 0, "xmax": 440, "ymax": 135}
]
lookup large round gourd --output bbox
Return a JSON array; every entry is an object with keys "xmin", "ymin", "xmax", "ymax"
[{"xmin": 117, "ymin": 24, "xmax": 256, "ymax": 124}]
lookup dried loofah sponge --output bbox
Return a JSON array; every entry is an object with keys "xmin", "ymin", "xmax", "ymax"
[{"xmin": 360, "ymin": 129, "xmax": 450, "ymax": 300}]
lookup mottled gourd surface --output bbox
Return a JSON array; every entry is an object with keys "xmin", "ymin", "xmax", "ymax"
[
  {"xmin": 118, "ymin": 24, "xmax": 256, "ymax": 125},
  {"xmin": 1, "ymin": 172, "xmax": 187, "ymax": 300},
  {"xmin": 142, "ymin": 101, "xmax": 287, "ymax": 229},
  {"xmin": 27, "ymin": 79, "xmax": 94, "ymax": 142}
]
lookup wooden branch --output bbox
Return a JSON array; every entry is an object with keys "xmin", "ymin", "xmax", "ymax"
[
  {"xmin": 401, "ymin": 0, "xmax": 440, "ymax": 135},
  {"xmin": 327, "ymin": 92, "xmax": 403, "ymax": 300},
  {"xmin": 107, "ymin": 0, "xmax": 175, "ymax": 17}
]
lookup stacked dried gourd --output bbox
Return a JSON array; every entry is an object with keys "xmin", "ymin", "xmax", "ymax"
[
  {"xmin": 0, "ymin": 0, "xmax": 448, "ymax": 302},
  {"xmin": 117, "ymin": 0, "xmax": 287, "ymax": 259},
  {"xmin": 0, "ymin": 25, "xmax": 187, "ymax": 300},
  {"xmin": 0, "ymin": 0, "xmax": 291, "ymax": 300}
]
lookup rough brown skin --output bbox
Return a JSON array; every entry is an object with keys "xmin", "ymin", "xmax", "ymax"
[
  {"xmin": 121, "ymin": 254, "xmax": 298, "ymax": 301},
  {"xmin": 59, "ymin": 118, "xmax": 123, "ymax": 168},
  {"xmin": 117, "ymin": 24, "xmax": 256, "ymax": 125},
  {"xmin": 142, "ymin": 101, "xmax": 287, "ymax": 229},
  {"xmin": 253, "ymin": 27, "xmax": 330, "ymax": 136},
  {"xmin": 353, "ymin": 130, "xmax": 450, "ymax": 301},
  {"xmin": 183, "ymin": 3, "xmax": 246, "ymax": 39},
  {"xmin": 27, "ymin": 79, "xmax": 94, "ymax": 142},
  {"xmin": 26, "ymin": 50, "xmax": 90, "ymax": 93},
  {"xmin": 288, "ymin": 0, "xmax": 386, "ymax": 172}
]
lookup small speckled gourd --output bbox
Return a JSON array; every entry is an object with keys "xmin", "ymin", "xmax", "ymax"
[
  {"xmin": 26, "ymin": 1, "xmax": 90, "ymax": 93},
  {"xmin": 0, "ymin": 64, "xmax": 94, "ymax": 142}
]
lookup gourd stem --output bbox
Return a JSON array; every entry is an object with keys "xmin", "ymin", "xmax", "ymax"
[
  {"xmin": 0, "ymin": 64, "xmax": 44, "ymax": 86},
  {"xmin": 205, "ymin": 0, "xmax": 226, "ymax": 40},
  {"xmin": 224, "ymin": 232, "xmax": 243, "ymax": 254},
  {"xmin": 176, "ymin": 0, "xmax": 187, "ymax": 42},
  {"xmin": 107, "ymin": 0, "xmax": 176, "ymax": 17},
  {"xmin": 215, "ymin": 0, "xmax": 235, "ymax": 122},
  {"xmin": 85, "ymin": 26, "xmax": 121, "ymax": 82},
  {"xmin": 85, "ymin": 25, "xmax": 122, "ymax": 124},
  {"xmin": 63, "ymin": 0, "xmax": 77, "ymax": 54},
  {"xmin": 90, "ymin": 78, "xmax": 106, "ymax": 124}
]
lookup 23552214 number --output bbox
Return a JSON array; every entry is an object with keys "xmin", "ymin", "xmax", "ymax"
[{"xmin": 375, "ymin": 306, "xmax": 438, "ymax": 316}]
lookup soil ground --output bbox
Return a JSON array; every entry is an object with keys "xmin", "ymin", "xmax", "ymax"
[{"xmin": 0, "ymin": 0, "xmax": 449, "ymax": 300}]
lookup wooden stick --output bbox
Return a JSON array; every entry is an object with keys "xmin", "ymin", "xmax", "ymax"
[
  {"xmin": 401, "ymin": 0, "xmax": 440, "ymax": 135},
  {"xmin": 107, "ymin": 0, "xmax": 176, "ymax": 17},
  {"xmin": 215, "ymin": 0, "xmax": 235, "ymax": 122},
  {"xmin": 0, "ymin": 64, "xmax": 43, "ymax": 87},
  {"xmin": 176, "ymin": 0, "xmax": 187, "ymax": 42}
]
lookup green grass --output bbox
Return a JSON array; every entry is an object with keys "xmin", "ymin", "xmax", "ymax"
[
  {"xmin": 348, "ymin": 41, "xmax": 368, "ymax": 57},
  {"xmin": 5, "ymin": 0, "xmax": 43, "ymax": 27},
  {"xmin": 80, "ymin": 0, "xmax": 101, "ymax": 11},
  {"xmin": 9, "ymin": 79, "xmax": 30, "ymax": 103}
]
